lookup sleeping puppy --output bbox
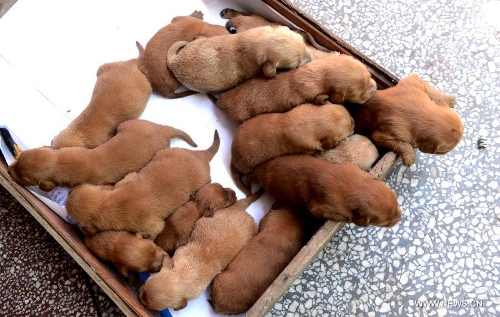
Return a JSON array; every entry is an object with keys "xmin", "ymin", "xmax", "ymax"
[
  {"xmin": 139, "ymin": 190, "xmax": 263, "ymax": 311},
  {"xmin": 209, "ymin": 201, "xmax": 314, "ymax": 314},
  {"xmin": 65, "ymin": 131, "xmax": 220, "ymax": 238},
  {"xmin": 346, "ymin": 74, "xmax": 463, "ymax": 166},
  {"xmin": 166, "ymin": 25, "xmax": 311, "ymax": 93},
  {"xmin": 220, "ymin": 8, "xmax": 338, "ymax": 60},
  {"xmin": 51, "ymin": 56, "xmax": 152, "ymax": 149},
  {"xmin": 314, "ymin": 134, "xmax": 379, "ymax": 171},
  {"xmin": 244, "ymin": 155, "xmax": 401, "ymax": 227},
  {"xmin": 211, "ymin": 54, "xmax": 377, "ymax": 124},
  {"xmin": 231, "ymin": 103, "xmax": 354, "ymax": 195},
  {"xmin": 8, "ymin": 119, "xmax": 196, "ymax": 191},
  {"xmin": 137, "ymin": 10, "xmax": 228, "ymax": 98},
  {"xmin": 84, "ymin": 231, "xmax": 170, "ymax": 277},
  {"xmin": 154, "ymin": 182, "xmax": 237, "ymax": 256}
]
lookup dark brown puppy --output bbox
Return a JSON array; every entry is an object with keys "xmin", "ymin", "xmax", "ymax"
[
  {"xmin": 346, "ymin": 74, "xmax": 463, "ymax": 166},
  {"xmin": 137, "ymin": 10, "xmax": 228, "ymax": 98},
  {"xmin": 245, "ymin": 155, "xmax": 401, "ymax": 227},
  {"xmin": 8, "ymin": 119, "xmax": 196, "ymax": 191},
  {"xmin": 139, "ymin": 190, "xmax": 262, "ymax": 311},
  {"xmin": 154, "ymin": 182, "xmax": 237, "ymax": 256},
  {"xmin": 220, "ymin": 8, "xmax": 337, "ymax": 60},
  {"xmin": 65, "ymin": 131, "xmax": 220, "ymax": 238},
  {"xmin": 209, "ymin": 201, "xmax": 313, "ymax": 315},
  {"xmin": 166, "ymin": 25, "xmax": 311, "ymax": 93},
  {"xmin": 84, "ymin": 231, "xmax": 170, "ymax": 277},
  {"xmin": 231, "ymin": 103, "xmax": 354, "ymax": 195},
  {"xmin": 314, "ymin": 134, "xmax": 379, "ymax": 171},
  {"xmin": 51, "ymin": 57, "xmax": 152, "ymax": 149},
  {"xmin": 212, "ymin": 54, "xmax": 377, "ymax": 124}
]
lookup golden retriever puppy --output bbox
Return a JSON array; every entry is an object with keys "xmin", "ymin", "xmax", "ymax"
[
  {"xmin": 84, "ymin": 231, "xmax": 170, "ymax": 277},
  {"xmin": 314, "ymin": 134, "xmax": 379, "ymax": 171},
  {"xmin": 154, "ymin": 182, "xmax": 237, "ymax": 256},
  {"xmin": 211, "ymin": 54, "xmax": 377, "ymax": 124},
  {"xmin": 137, "ymin": 10, "xmax": 228, "ymax": 98},
  {"xmin": 245, "ymin": 155, "xmax": 401, "ymax": 227},
  {"xmin": 347, "ymin": 74, "xmax": 463, "ymax": 166},
  {"xmin": 139, "ymin": 190, "xmax": 263, "ymax": 311},
  {"xmin": 51, "ymin": 57, "xmax": 152, "ymax": 149},
  {"xmin": 209, "ymin": 201, "xmax": 313, "ymax": 314},
  {"xmin": 231, "ymin": 103, "xmax": 354, "ymax": 195},
  {"xmin": 220, "ymin": 8, "xmax": 338, "ymax": 60},
  {"xmin": 8, "ymin": 119, "xmax": 196, "ymax": 191},
  {"xmin": 65, "ymin": 131, "xmax": 220, "ymax": 238},
  {"xmin": 166, "ymin": 25, "xmax": 311, "ymax": 93}
]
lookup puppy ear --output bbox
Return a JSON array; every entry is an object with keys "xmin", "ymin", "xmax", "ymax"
[
  {"xmin": 352, "ymin": 208, "xmax": 371, "ymax": 227},
  {"xmin": 39, "ymin": 180, "xmax": 57, "ymax": 192},
  {"xmin": 174, "ymin": 298, "xmax": 188, "ymax": 311},
  {"xmin": 162, "ymin": 255, "xmax": 174, "ymax": 269}
]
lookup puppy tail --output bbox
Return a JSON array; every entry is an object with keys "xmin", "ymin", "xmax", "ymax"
[
  {"xmin": 136, "ymin": 41, "xmax": 145, "ymax": 60},
  {"xmin": 168, "ymin": 127, "xmax": 198, "ymax": 148},
  {"xmin": 234, "ymin": 187, "xmax": 265, "ymax": 209},
  {"xmin": 203, "ymin": 130, "xmax": 220, "ymax": 162},
  {"xmin": 230, "ymin": 161, "xmax": 252, "ymax": 197},
  {"xmin": 166, "ymin": 40, "xmax": 190, "ymax": 65}
]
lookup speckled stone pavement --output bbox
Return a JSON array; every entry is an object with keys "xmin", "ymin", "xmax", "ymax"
[{"xmin": 1, "ymin": 0, "xmax": 499, "ymax": 316}]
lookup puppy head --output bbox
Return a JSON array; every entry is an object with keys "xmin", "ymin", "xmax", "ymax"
[
  {"xmin": 351, "ymin": 178, "xmax": 402, "ymax": 227},
  {"xmin": 328, "ymin": 104, "xmax": 356, "ymax": 140},
  {"xmin": 419, "ymin": 110, "xmax": 464, "ymax": 155},
  {"xmin": 272, "ymin": 26, "xmax": 311, "ymax": 68},
  {"xmin": 194, "ymin": 183, "xmax": 237, "ymax": 217},
  {"xmin": 139, "ymin": 258, "xmax": 187, "ymax": 311},
  {"xmin": 7, "ymin": 147, "xmax": 57, "ymax": 191}
]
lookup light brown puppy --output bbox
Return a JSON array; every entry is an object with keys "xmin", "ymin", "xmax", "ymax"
[
  {"xmin": 231, "ymin": 103, "xmax": 354, "ymax": 195},
  {"xmin": 154, "ymin": 182, "xmax": 237, "ymax": 256},
  {"xmin": 245, "ymin": 155, "xmax": 401, "ymax": 227},
  {"xmin": 8, "ymin": 119, "xmax": 196, "ymax": 191},
  {"xmin": 51, "ymin": 57, "xmax": 152, "ymax": 149},
  {"xmin": 84, "ymin": 231, "xmax": 170, "ymax": 277},
  {"xmin": 65, "ymin": 131, "xmax": 220, "ymax": 238},
  {"xmin": 220, "ymin": 8, "xmax": 337, "ymax": 60},
  {"xmin": 137, "ymin": 10, "xmax": 228, "ymax": 98},
  {"xmin": 347, "ymin": 74, "xmax": 463, "ymax": 166},
  {"xmin": 212, "ymin": 54, "xmax": 377, "ymax": 124},
  {"xmin": 314, "ymin": 134, "xmax": 380, "ymax": 171},
  {"xmin": 209, "ymin": 201, "xmax": 314, "ymax": 314},
  {"xmin": 166, "ymin": 25, "xmax": 311, "ymax": 93},
  {"xmin": 139, "ymin": 190, "xmax": 262, "ymax": 311}
]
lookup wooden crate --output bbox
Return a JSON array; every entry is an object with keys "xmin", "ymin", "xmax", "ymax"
[{"xmin": 0, "ymin": 0, "xmax": 399, "ymax": 316}]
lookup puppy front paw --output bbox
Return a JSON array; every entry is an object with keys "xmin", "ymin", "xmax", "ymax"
[
  {"xmin": 400, "ymin": 150, "xmax": 416, "ymax": 166},
  {"xmin": 444, "ymin": 94, "xmax": 457, "ymax": 108},
  {"xmin": 320, "ymin": 138, "xmax": 338, "ymax": 150},
  {"xmin": 314, "ymin": 94, "xmax": 329, "ymax": 104}
]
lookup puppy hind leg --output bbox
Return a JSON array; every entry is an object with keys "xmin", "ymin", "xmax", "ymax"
[
  {"xmin": 402, "ymin": 74, "xmax": 457, "ymax": 108},
  {"xmin": 189, "ymin": 10, "xmax": 204, "ymax": 20},
  {"xmin": 371, "ymin": 131, "xmax": 416, "ymax": 166},
  {"xmin": 262, "ymin": 62, "xmax": 277, "ymax": 78}
]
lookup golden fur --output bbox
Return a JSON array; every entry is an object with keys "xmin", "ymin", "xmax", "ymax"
[
  {"xmin": 245, "ymin": 155, "xmax": 401, "ymax": 227},
  {"xmin": 65, "ymin": 131, "xmax": 220, "ymax": 238},
  {"xmin": 314, "ymin": 134, "xmax": 379, "ymax": 171},
  {"xmin": 231, "ymin": 103, "xmax": 354, "ymax": 195},
  {"xmin": 209, "ymin": 201, "xmax": 314, "ymax": 314},
  {"xmin": 84, "ymin": 231, "xmax": 169, "ymax": 276},
  {"xmin": 51, "ymin": 57, "xmax": 152, "ymax": 149},
  {"xmin": 137, "ymin": 10, "xmax": 228, "ymax": 98},
  {"xmin": 8, "ymin": 119, "xmax": 196, "ymax": 191},
  {"xmin": 212, "ymin": 54, "xmax": 377, "ymax": 124},
  {"xmin": 139, "ymin": 190, "xmax": 262, "ymax": 311},
  {"xmin": 154, "ymin": 182, "xmax": 237, "ymax": 256},
  {"xmin": 166, "ymin": 25, "xmax": 311, "ymax": 93},
  {"xmin": 347, "ymin": 74, "xmax": 463, "ymax": 166}
]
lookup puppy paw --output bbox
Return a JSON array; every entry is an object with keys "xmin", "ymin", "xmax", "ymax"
[
  {"xmin": 320, "ymin": 138, "xmax": 338, "ymax": 150},
  {"xmin": 190, "ymin": 10, "xmax": 204, "ymax": 20},
  {"xmin": 400, "ymin": 151, "xmax": 416, "ymax": 166},
  {"xmin": 444, "ymin": 94, "xmax": 457, "ymax": 108},
  {"xmin": 314, "ymin": 94, "xmax": 329, "ymax": 105}
]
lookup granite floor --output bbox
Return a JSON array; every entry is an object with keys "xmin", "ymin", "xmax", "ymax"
[{"xmin": 1, "ymin": 0, "xmax": 499, "ymax": 316}]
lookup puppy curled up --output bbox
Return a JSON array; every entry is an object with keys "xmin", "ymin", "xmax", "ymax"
[
  {"xmin": 314, "ymin": 134, "xmax": 379, "ymax": 171},
  {"xmin": 137, "ymin": 10, "xmax": 228, "ymax": 98},
  {"xmin": 8, "ymin": 119, "xmax": 196, "ymax": 191},
  {"xmin": 84, "ymin": 231, "xmax": 170, "ymax": 277},
  {"xmin": 245, "ymin": 155, "xmax": 402, "ymax": 227},
  {"xmin": 211, "ymin": 54, "xmax": 377, "ymax": 124},
  {"xmin": 139, "ymin": 189, "xmax": 263, "ymax": 311},
  {"xmin": 209, "ymin": 201, "xmax": 315, "ymax": 315},
  {"xmin": 231, "ymin": 103, "xmax": 354, "ymax": 195},
  {"xmin": 154, "ymin": 182, "xmax": 237, "ymax": 256},
  {"xmin": 346, "ymin": 74, "xmax": 463, "ymax": 166},
  {"xmin": 166, "ymin": 25, "xmax": 311, "ymax": 93},
  {"xmin": 51, "ymin": 56, "xmax": 152, "ymax": 149},
  {"xmin": 66, "ymin": 131, "xmax": 220, "ymax": 238}
]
